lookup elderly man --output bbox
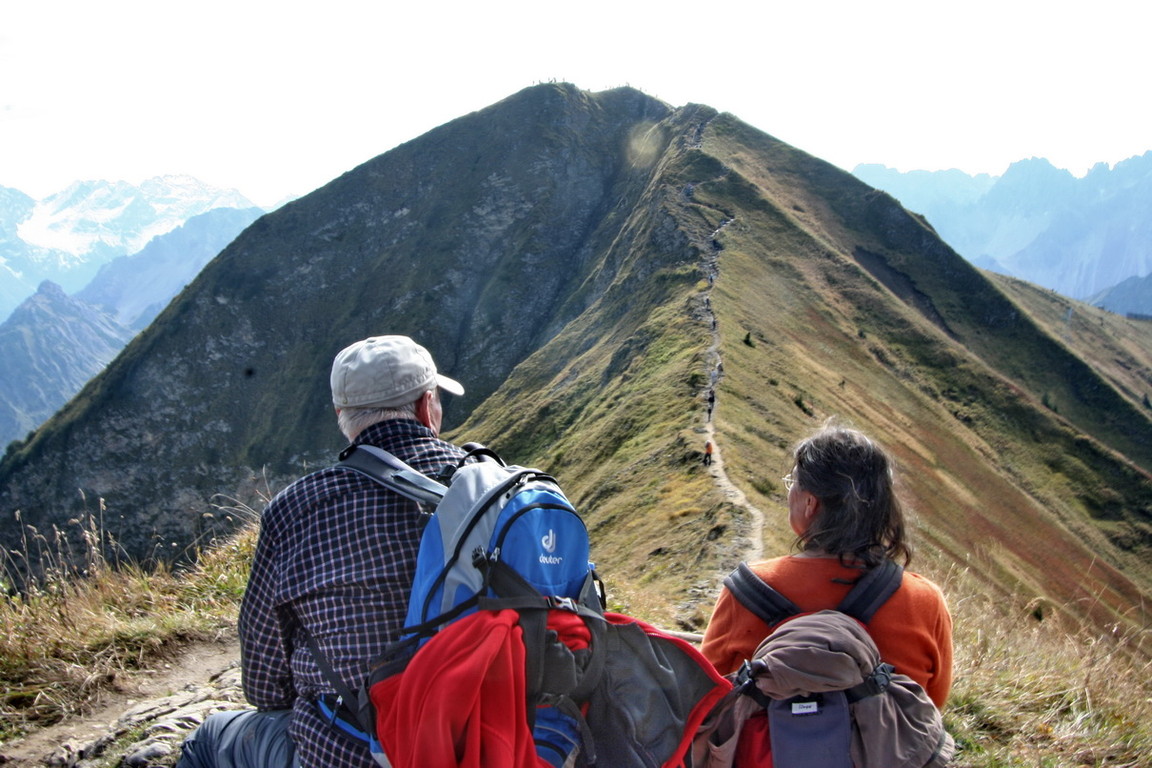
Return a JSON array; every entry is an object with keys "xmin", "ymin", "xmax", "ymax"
[{"xmin": 178, "ymin": 335, "xmax": 467, "ymax": 768}]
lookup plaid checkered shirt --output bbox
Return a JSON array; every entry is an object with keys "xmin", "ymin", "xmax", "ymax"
[{"xmin": 239, "ymin": 417, "xmax": 466, "ymax": 768}]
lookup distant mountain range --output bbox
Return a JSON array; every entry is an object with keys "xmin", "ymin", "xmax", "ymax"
[
  {"xmin": 0, "ymin": 206, "xmax": 264, "ymax": 447},
  {"xmin": 0, "ymin": 180, "xmax": 264, "ymax": 449},
  {"xmin": 0, "ymin": 175, "xmax": 258, "ymax": 321},
  {"xmin": 1, "ymin": 83, "xmax": 1147, "ymax": 646},
  {"xmin": 853, "ymin": 154, "xmax": 1152, "ymax": 305},
  {"xmin": 75, "ymin": 206, "xmax": 264, "ymax": 330},
  {"xmin": 0, "ymin": 282, "xmax": 135, "ymax": 448},
  {"xmin": 1088, "ymin": 273, "xmax": 1152, "ymax": 316}
]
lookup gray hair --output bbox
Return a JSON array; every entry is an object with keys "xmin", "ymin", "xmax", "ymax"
[{"xmin": 337, "ymin": 399, "xmax": 420, "ymax": 441}]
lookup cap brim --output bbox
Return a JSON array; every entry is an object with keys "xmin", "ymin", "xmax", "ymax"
[{"xmin": 436, "ymin": 374, "xmax": 465, "ymax": 397}]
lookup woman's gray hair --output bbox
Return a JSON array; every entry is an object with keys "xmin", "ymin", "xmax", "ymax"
[{"xmin": 337, "ymin": 399, "xmax": 420, "ymax": 441}]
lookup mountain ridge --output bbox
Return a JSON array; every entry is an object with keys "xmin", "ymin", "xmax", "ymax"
[
  {"xmin": 1090, "ymin": 273, "xmax": 1152, "ymax": 315},
  {"xmin": 76, "ymin": 206, "xmax": 264, "ymax": 329},
  {"xmin": 0, "ymin": 207, "xmax": 263, "ymax": 449},
  {"xmin": 1, "ymin": 83, "xmax": 1148, "ymax": 644},
  {"xmin": 0, "ymin": 281, "xmax": 134, "ymax": 448}
]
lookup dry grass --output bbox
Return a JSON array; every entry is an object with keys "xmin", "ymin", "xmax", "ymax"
[
  {"xmin": 0, "ymin": 501, "xmax": 257, "ymax": 743},
  {"xmin": 4, "ymin": 511, "xmax": 1151, "ymax": 767},
  {"xmin": 940, "ymin": 565, "xmax": 1152, "ymax": 767}
]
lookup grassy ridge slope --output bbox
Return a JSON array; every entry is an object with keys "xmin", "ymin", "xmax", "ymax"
[{"xmin": 453, "ymin": 108, "xmax": 1152, "ymax": 642}]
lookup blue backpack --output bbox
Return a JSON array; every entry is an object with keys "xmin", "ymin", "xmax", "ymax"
[{"xmin": 318, "ymin": 444, "xmax": 603, "ymax": 767}]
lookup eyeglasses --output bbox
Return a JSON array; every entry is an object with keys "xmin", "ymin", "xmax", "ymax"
[{"xmin": 782, "ymin": 471, "xmax": 796, "ymax": 493}]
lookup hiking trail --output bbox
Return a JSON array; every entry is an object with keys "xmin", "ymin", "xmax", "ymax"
[
  {"xmin": 0, "ymin": 631, "xmax": 242, "ymax": 767},
  {"xmin": 698, "ymin": 217, "xmax": 766, "ymax": 566}
]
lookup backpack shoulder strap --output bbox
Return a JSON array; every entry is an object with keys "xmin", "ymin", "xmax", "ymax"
[
  {"xmin": 304, "ymin": 631, "xmax": 377, "ymax": 743},
  {"xmin": 337, "ymin": 444, "xmax": 449, "ymax": 506},
  {"xmin": 836, "ymin": 559, "xmax": 904, "ymax": 624},
  {"xmin": 722, "ymin": 562, "xmax": 803, "ymax": 627},
  {"xmin": 724, "ymin": 559, "xmax": 904, "ymax": 627}
]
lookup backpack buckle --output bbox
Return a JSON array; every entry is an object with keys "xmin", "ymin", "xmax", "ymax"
[
  {"xmin": 735, "ymin": 660, "xmax": 773, "ymax": 708},
  {"xmin": 847, "ymin": 662, "xmax": 895, "ymax": 702},
  {"xmin": 735, "ymin": 659, "xmax": 754, "ymax": 688},
  {"xmin": 549, "ymin": 596, "xmax": 578, "ymax": 612}
]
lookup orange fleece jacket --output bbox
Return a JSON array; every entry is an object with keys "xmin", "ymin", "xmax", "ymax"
[{"xmin": 700, "ymin": 557, "xmax": 953, "ymax": 708}]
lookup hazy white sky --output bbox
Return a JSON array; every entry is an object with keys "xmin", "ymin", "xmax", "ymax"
[{"xmin": 2, "ymin": 0, "xmax": 1149, "ymax": 208}]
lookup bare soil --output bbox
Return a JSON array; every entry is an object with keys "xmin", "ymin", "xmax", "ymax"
[{"xmin": 0, "ymin": 631, "xmax": 240, "ymax": 767}]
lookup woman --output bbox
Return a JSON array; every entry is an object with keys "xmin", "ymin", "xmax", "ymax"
[{"xmin": 700, "ymin": 421, "xmax": 953, "ymax": 708}]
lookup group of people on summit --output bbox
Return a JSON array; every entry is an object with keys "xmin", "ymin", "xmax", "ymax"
[{"xmin": 176, "ymin": 335, "xmax": 953, "ymax": 768}]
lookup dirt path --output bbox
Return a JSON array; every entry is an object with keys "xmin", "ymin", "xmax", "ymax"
[
  {"xmin": 0, "ymin": 631, "xmax": 241, "ymax": 767},
  {"xmin": 698, "ymin": 226, "xmax": 766, "ymax": 565},
  {"xmin": 702, "ymin": 417, "xmax": 765, "ymax": 564}
]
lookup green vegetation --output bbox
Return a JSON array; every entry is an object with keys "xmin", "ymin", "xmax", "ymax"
[
  {"xmin": 2, "ymin": 83, "xmax": 1151, "ymax": 767},
  {"xmin": 451, "ymin": 264, "xmax": 732, "ymax": 620}
]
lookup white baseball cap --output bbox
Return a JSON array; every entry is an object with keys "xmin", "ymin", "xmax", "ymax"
[{"xmin": 330, "ymin": 335, "xmax": 464, "ymax": 409}]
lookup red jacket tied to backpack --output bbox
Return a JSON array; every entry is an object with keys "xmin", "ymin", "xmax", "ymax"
[
  {"xmin": 371, "ymin": 607, "xmax": 729, "ymax": 768},
  {"xmin": 319, "ymin": 446, "xmax": 730, "ymax": 768},
  {"xmin": 371, "ymin": 609, "xmax": 544, "ymax": 768}
]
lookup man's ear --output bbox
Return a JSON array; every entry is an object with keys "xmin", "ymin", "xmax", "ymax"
[{"xmin": 414, "ymin": 390, "xmax": 433, "ymax": 427}]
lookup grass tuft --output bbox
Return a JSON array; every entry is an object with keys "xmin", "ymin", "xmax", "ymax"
[
  {"xmin": 0, "ymin": 496, "xmax": 259, "ymax": 743},
  {"xmin": 940, "ymin": 565, "xmax": 1152, "ymax": 766}
]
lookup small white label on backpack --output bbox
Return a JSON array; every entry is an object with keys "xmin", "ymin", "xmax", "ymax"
[
  {"xmin": 792, "ymin": 700, "xmax": 820, "ymax": 716},
  {"xmin": 542, "ymin": 529, "xmax": 557, "ymax": 552}
]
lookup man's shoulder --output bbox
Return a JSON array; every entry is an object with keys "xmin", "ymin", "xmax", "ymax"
[
  {"xmin": 262, "ymin": 422, "xmax": 463, "ymax": 512},
  {"xmin": 268, "ymin": 437, "xmax": 461, "ymax": 509},
  {"xmin": 266, "ymin": 463, "xmax": 370, "ymax": 511}
]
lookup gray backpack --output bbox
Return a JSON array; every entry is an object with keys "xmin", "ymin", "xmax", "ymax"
[{"xmin": 696, "ymin": 561, "xmax": 954, "ymax": 768}]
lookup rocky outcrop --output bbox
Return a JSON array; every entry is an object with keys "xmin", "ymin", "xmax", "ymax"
[
  {"xmin": 0, "ymin": 640, "xmax": 245, "ymax": 768},
  {"xmin": 53, "ymin": 669, "xmax": 244, "ymax": 768}
]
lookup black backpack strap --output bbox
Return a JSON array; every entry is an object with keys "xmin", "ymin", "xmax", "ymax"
[
  {"xmin": 723, "ymin": 562, "xmax": 803, "ymax": 627},
  {"xmin": 459, "ymin": 444, "xmax": 506, "ymax": 465},
  {"xmin": 476, "ymin": 556, "xmax": 606, "ymax": 766},
  {"xmin": 337, "ymin": 444, "xmax": 449, "ymax": 506},
  {"xmin": 836, "ymin": 559, "xmax": 904, "ymax": 623},
  {"xmin": 304, "ymin": 631, "xmax": 374, "ymax": 740},
  {"xmin": 725, "ymin": 559, "xmax": 904, "ymax": 627}
]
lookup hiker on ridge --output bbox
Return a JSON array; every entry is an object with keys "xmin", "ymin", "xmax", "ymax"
[
  {"xmin": 177, "ymin": 335, "xmax": 468, "ymax": 768},
  {"xmin": 700, "ymin": 420, "xmax": 953, "ymax": 709}
]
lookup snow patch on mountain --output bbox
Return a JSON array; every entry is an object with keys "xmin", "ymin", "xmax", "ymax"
[{"xmin": 17, "ymin": 175, "xmax": 256, "ymax": 257}]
